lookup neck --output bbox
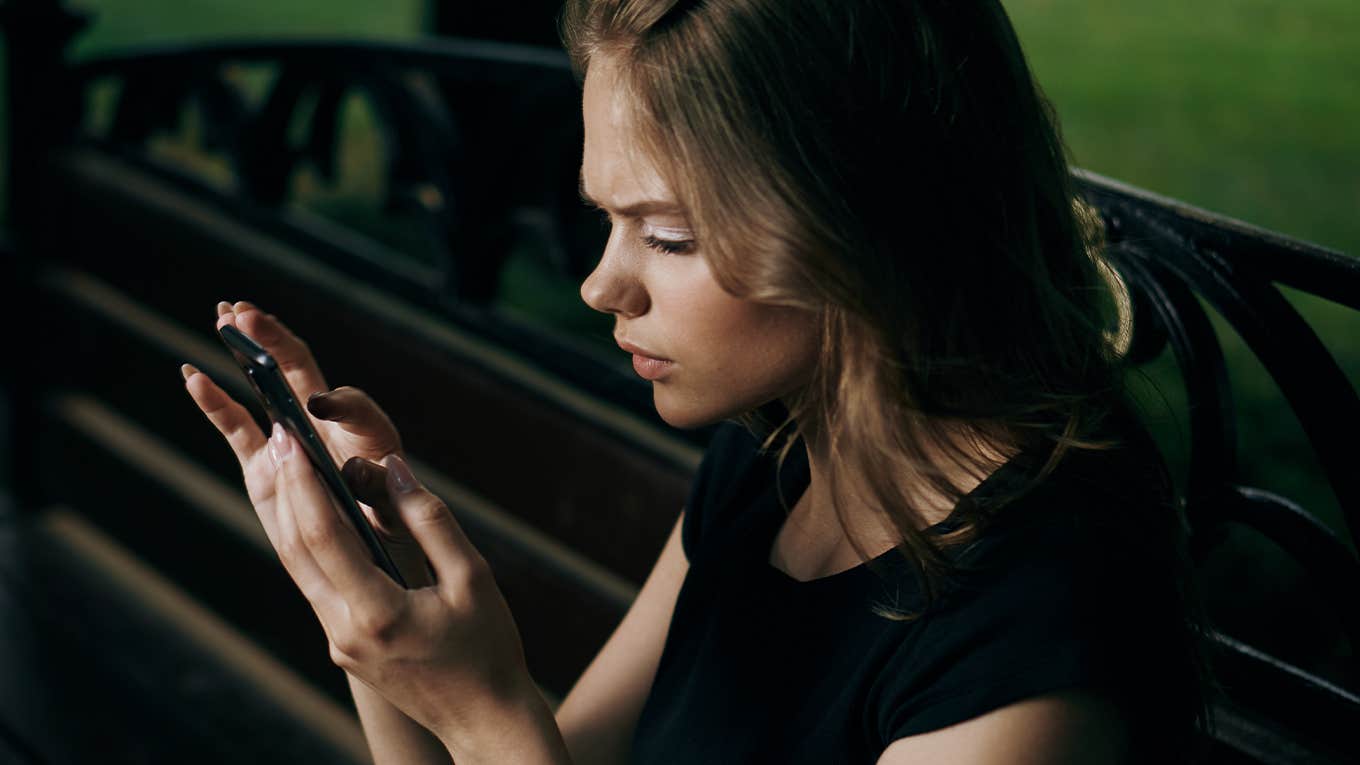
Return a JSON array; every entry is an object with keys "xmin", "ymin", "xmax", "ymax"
[{"xmin": 773, "ymin": 419, "xmax": 1015, "ymax": 579}]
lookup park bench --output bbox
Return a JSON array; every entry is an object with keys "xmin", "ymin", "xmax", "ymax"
[{"xmin": 0, "ymin": 2, "xmax": 1355, "ymax": 762}]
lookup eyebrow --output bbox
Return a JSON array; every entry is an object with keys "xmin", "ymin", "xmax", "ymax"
[{"xmin": 578, "ymin": 171, "xmax": 686, "ymax": 218}]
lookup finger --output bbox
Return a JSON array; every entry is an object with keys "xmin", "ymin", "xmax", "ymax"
[
  {"xmin": 272, "ymin": 447, "xmax": 347, "ymax": 624},
  {"xmin": 217, "ymin": 300, "xmax": 234, "ymax": 318},
  {"xmin": 384, "ymin": 454, "xmax": 479, "ymax": 588},
  {"xmin": 234, "ymin": 303, "xmax": 329, "ymax": 400},
  {"xmin": 308, "ymin": 387, "xmax": 403, "ymax": 456},
  {"xmin": 343, "ymin": 457, "xmax": 388, "ymax": 505},
  {"xmin": 343, "ymin": 457, "xmax": 400, "ymax": 527},
  {"xmin": 182, "ymin": 363, "xmax": 287, "ymax": 546},
  {"xmin": 343, "ymin": 457, "xmax": 423, "ymax": 548},
  {"xmin": 216, "ymin": 307, "xmax": 238, "ymax": 333},
  {"xmin": 182, "ymin": 363, "xmax": 268, "ymax": 465},
  {"xmin": 275, "ymin": 425, "xmax": 398, "ymax": 612}
]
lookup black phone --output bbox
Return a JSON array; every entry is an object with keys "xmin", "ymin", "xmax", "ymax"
[{"xmin": 218, "ymin": 323, "xmax": 407, "ymax": 588}]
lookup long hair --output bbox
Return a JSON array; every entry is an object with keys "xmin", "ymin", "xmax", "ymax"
[
  {"xmin": 563, "ymin": 0, "xmax": 1125, "ymax": 592},
  {"xmin": 561, "ymin": 0, "xmax": 1208, "ymax": 753}
]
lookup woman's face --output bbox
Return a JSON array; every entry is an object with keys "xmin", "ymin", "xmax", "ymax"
[{"xmin": 578, "ymin": 55, "xmax": 818, "ymax": 429}]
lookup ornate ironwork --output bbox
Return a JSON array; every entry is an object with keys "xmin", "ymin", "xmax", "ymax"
[
  {"xmin": 73, "ymin": 39, "xmax": 593, "ymax": 302},
  {"xmin": 5, "ymin": 13, "xmax": 1356, "ymax": 760}
]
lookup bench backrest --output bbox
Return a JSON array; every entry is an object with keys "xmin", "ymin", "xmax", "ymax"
[{"xmin": 3, "ymin": 15, "xmax": 1356, "ymax": 763}]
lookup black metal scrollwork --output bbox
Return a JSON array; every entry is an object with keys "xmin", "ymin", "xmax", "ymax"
[
  {"xmin": 1082, "ymin": 169, "xmax": 1360, "ymax": 756},
  {"xmin": 74, "ymin": 39, "xmax": 597, "ymax": 304},
  {"xmin": 56, "ymin": 35, "xmax": 1360, "ymax": 760}
]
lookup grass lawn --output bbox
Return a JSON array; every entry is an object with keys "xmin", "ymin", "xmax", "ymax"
[
  {"xmin": 1005, "ymin": 0, "xmax": 1359, "ymax": 541},
  {"xmin": 1007, "ymin": 0, "xmax": 1359, "ymax": 256},
  {"xmin": 24, "ymin": 0, "xmax": 1360, "ymax": 265},
  {"xmin": 67, "ymin": 0, "xmax": 427, "ymax": 54},
  {"xmin": 2, "ymin": 1, "xmax": 1355, "ymax": 537}
]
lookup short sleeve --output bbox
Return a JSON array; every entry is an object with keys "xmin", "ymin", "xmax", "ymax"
[
  {"xmin": 871, "ymin": 511, "xmax": 1157, "ymax": 744},
  {"xmin": 680, "ymin": 422, "xmax": 767, "ymax": 562},
  {"xmin": 875, "ymin": 407, "xmax": 1194, "ymax": 747}
]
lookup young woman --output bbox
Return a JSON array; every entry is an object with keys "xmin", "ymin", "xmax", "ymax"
[{"xmin": 184, "ymin": 0, "xmax": 1208, "ymax": 762}]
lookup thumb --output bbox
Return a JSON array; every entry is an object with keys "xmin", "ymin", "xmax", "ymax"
[
  {"xmin": 383, "ymin": 454, "xmax": 479, "ymax": 586},
  {"xmin": 308, "ymin": 387, "xmax": 403, "ymax": 455},
  {"xmin": 341, "ymin": 457, "xmax": 411, "ymax": 542}
]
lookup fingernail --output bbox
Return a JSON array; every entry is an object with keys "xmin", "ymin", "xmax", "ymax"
[
  {"xmin": 181, "ymin": 363, "xmax": 199, "ymax": 381},
  {"xmin": 235, "ymin": 300, "xmax": 256, "ymax": 313},
  {"xmin": 385, "ymin": 454, "xmax": 418, "ymax": 493},
  {"xmin": 306, "ymin": 391, "xmax": 338, "ymax": 418},
  {"xmin": 217, "ymin": 301, "xmax": 233, "ymax": 317},
  {"xmin": 271, "ymin": 422, "xmax": 294, "ymax": 461},
  {"xmin": 342, "ymin": 456, "xmax": 367, "ymax": 481}
]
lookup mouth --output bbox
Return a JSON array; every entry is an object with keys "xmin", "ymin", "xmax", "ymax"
[{"xmin": 616, "ymin": 337, "xmax": 675, "ymax": 381}]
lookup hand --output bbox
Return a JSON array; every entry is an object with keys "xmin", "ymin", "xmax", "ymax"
[
  {"xmin": 182, "ymin": 300, "xmax": 426, "ymax": 585},
  {"xmin": 267, "ymin": 424, "xmax": 547, "ymax": 755}
]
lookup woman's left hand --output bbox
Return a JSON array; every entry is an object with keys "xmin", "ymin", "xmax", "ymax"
[{"xmin": 265, "ymin": 422, "xmax": 541, "ymax": 750}]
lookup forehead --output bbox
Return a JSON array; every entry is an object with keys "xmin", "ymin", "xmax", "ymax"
[{"xmin": 580, "ymin": 54, "xmax": 676, "ymax": 209}]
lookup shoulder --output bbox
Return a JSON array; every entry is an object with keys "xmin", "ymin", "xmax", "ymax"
[
  {"xmin": 869, "ymin": 409, "xmax": 1197, "ymax": 752},
  {"xmin": 877, "ymin": 689, "xmax": 1130, "ymax": 765},
  {"xmin": 972, "ymin": 398, "xmax": 1180, "ymax": 575},
  {"xmin": 870, "ymin": 528, "xmax": 1124, "ymax": 741}
]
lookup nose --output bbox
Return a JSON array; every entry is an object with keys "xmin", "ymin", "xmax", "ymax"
[{"xmin": 579, "ymin": 232, "xmax": 649, "ymax": 319}]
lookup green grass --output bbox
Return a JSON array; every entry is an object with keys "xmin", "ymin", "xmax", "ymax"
[
  {"xmin": 67, "ymin": 0, "xmax": 427, "ymax": 56},
  {"xmin": 1002, "ymin": 0, "xmax": 1359, "ymax": 542},
  {"xmin": 1005, "ymin": 0, "xmax": 1360, "ymax": 256},
  {"xmin": 22, "ymin": 1, "xmax": 1360, "ymax": 263}
]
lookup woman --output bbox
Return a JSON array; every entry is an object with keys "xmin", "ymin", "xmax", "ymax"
[{"xmin": 184, "ymin": 0, "xmax": 1208, "ymax": 762}]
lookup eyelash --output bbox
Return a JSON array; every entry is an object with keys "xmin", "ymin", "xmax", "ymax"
[
  {"xmin": 642, "ymin": 235, "xmax": 695, "ymax": 255},
  {"xmin": 592, "ymin": 208, "xmax": 695, "ymax": 255}
]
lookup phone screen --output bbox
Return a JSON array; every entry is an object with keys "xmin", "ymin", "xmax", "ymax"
[{"xmin": 218, "ymin": 323, "xmax": 407, "ymax": 588}]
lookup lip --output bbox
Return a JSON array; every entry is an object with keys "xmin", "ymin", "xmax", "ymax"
[
  {"xmin": 616, "ymin": 337, "xmax": 675, "ymax": 381},
  {"xmin": 615, "ymin": 337, "xmax": 670, "ymax": 360}
]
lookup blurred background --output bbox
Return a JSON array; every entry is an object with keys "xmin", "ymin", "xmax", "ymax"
[
  {"xmin": 0, "ymin": 0, "xmax": 1354, "ymax": 756},
  {"xmin": 3, "ymin": 0, "xmax": 1350, "ymax": 559}
]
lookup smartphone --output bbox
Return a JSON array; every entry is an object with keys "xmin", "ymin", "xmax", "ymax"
[{"xmin": 218, "ymin": 323, "xmax": 407, "ymax": 588}]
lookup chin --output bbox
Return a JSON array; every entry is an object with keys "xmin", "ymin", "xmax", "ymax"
[
  {"xmin": 652, "ymin": 386, "xmax": 754, "ymax": 430},
  {"xmin": 653, "ymin": 398, "xmax": 715, "ymax": 430}
]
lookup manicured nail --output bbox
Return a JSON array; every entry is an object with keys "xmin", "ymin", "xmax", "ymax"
[
  {"xmin": 180, "ymin": 363, "xmax": 199, "ymax": 381},
  {"xmin": 342, "ymin": 456, "xmax": 367, "ymax": 481},
  {"xmin": 271, "ymin": 422, "xmax": 294, "ymax": 461},
  {"xmin": 306, "ymin": 391, "xmax": 337, "ymax": 418},
  {"xmin": 385, "ymin": 454, "xmax": 418, "ymax": 493},
  {"xmin": 217, "ymin": 301, "xmax": 233, "ymax": 317},
  {"xmin": 234, "ymin": 300, "xmax": 256, "ymax": 314}
]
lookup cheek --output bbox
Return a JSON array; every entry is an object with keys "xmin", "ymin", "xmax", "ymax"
[
  {"xmin": 667, "ymin": 277, "xmax": 763, "ymax": 359},
  {"xmin": 744, "ymin": 308, "xmax": 819, "ymax": 390},
  {"xmin": 680, "ymin": 293, "xmax": 818, "ymax": 398},
  {"xmin": 645, "ymin": 259, "xmax": 818, "ymax": 426}
]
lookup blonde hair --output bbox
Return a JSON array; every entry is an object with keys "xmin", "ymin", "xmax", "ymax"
[{"xmin": 562, "ymin": 0, "xmax": 1133, "ymax": 617}]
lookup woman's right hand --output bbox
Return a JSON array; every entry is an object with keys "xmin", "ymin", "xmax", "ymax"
[{"xmin": 182, "ymin": 300, "xmax": 430, "ymax": 586}]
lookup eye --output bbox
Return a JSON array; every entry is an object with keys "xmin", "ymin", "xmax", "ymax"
[
  {"xmin": 642, "ymin": 235, "xmax": 695, "ymax": 255},
  {"xmin": 640, "ymin": 223, "xmax": 695, "ymax": 255}
]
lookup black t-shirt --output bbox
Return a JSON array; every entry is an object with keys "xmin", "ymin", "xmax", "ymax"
[{"xmin": 631, "ymin": 412, "xmax": 1198, "ymax": 763}]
